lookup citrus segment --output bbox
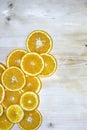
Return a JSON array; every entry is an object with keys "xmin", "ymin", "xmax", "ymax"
[
  {"xmin": 26, "ymin": 30, "xmax": 53, "ymax": 54},
  {"xmin": 1, "ymin": 67, "xmax": 26, "ymax": 91},
  {"xmin": 6, "ymin": 49, "xmax": 27, "ymax": 68},
  {"xmin": 0, "ymin": 63, "xmax": 6, "ymax": 83},
  {"xmin": 40, "ymin": 54, "xmax": 57, "ymax": 77},
  {"xmin": 2, "ymin": 90, "xmax": 21, "ymax": 109},
  {"xmin": 22, "ymin": 75, "xmax": 42, "ymax": 93},
  {"xmin": 21, "ymin": 53, "xmax": 44, "ymax": 76},
  {"xmin": 0, "ymin": 111, "xmax": 13, "ymax": 130},
  {"xmin": 18, "ymin": 110, "xmax": 42, "ymax": 130},
  {"xmin": 6, "ymin": 104, "xmax": 24, "ymax": 123},
  {"xmin": 0, "ymin": 105, "xmax": 3, "ymax": 116},
  {"xmin": 0, "ymin": 84, "xmax": 5, "ymax": 103},
  {"xmin": 20, "ymin": 92, "xmax": 39, "ymax": 111}
]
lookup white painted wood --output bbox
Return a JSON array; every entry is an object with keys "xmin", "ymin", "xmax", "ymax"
[{"xmin": 0, "ymin": 0, "xmax": 87, "ymax": 130}]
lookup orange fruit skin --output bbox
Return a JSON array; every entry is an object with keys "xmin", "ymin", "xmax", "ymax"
[
  {"xmin": 0, "ymin": 84, "xmax": 5, "ymax": 104},
  {"xmin": 0, "ymin": 105, "xmax": 3, "ymax": 116},
  {"xmin": 40, "ymin": 53, "xmax": 57, "ymax": 77},
  {"xmin": 2, "ymin": 90, "xmax": 21, "ymax": 109},
  {"xmin": 21, "ymin": 53, "xmax": 44, "ymax": 76},
  {"xmin": 6, "ymin": 49, "xmax": 27, "ymax": 68},
  {"xmin": 18, "ymin": 110, "xmax": 42, "ymax": 130},
  {"xmin": 0, "ymin": 63, "xmax": 6, "ymax": 83},
  {"xmin": 1, "ymin": 66, "xmax": 26, "ymax": 91},
  {"xmin": 20, "ymin": 92, "xmax": 40, "ymax": 111},
  {"xmin": 26, "ymin": 30, "xmax": 53, "ymax": 54},
  {"xmin": 0, "ymin": 111, "xmax": 14, "ymax": 130},
  {"xmin": 21, "ymin": 75, "xmax": 42, "ymax": 93}
]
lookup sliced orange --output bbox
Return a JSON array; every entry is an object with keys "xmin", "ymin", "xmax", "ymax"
[
  {"xmin": 6, "ymin": 104, "xmax": 24, "ymax": 123},
  {"xmin": 1, "ymin": 66, "xmax": 26, "ymax": 91},
  {"xmin": 21, "ymin": 75, "xmax": 42, "ymax": 93},
  {"xmin": 0, "ymin": 84, "xmax": 5, "ymax": 103},
  {"xmin": 20, "ymin": 92, "xmax": 39, "ymax": 111},
  {"xmin": 21, "ymin": 53, "xmax": 44, "ymax": 76},
  {"xmin": 40, "ymin": 54, "xmax": 57, "ymax": 77},
  {"xmin": 26, "ymin": 30, "xmax": 53, "ymax": 54},
  {"xmin": 0, "ymin": 111, "xmax": 13, "ymax": 130},
  {"xmin": 0, "ymin": 63, "xmax": 6, "ymax": 83},
  {"xmin": 6, "ymin": 49, "xmax": 27, "ymax": 68},
  {"xmin": 0, "ymin": 105, "xmax": 3, "ymax": 116},
  {"xmin": 18, "ymin": 110, "xmax": 42, "ymax": 130},
  {"xmin": 2, "ymin": 90, "xmax": 21, "ymax": 109}
]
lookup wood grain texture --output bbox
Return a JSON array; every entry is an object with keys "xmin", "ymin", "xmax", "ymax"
[{"xmin": 0, "ymin": 0, "xmax": 87, "ymax": 130}]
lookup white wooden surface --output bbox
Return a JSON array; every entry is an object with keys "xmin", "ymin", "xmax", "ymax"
[{"xmin": 0, "ymin": 0, "xmax": 87, "ymax": 130}]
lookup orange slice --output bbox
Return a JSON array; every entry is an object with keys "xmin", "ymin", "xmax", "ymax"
[
  {"xmin": 1, "ymin": 66, "xmax": 26, "ymax": 91},
  {"xmin": 6, "ymin": 104, "xmax": 24, "ymax": 123},
  {"xmin": 0, "ymin": 105, "xmax": 3, "ymax": 116},
  {"xmin": 2, "ymin": 90, "xmax": 21, "ymax": 109},
  {"xmin": 0, "ymin": 84, "xmax": 5, "ymax": 103},
  {"xmin": 0, "ymin": 63, "xmax": 6, "ymax": 83},
  {"xmin": 6, "ymin": 49, "xmax": 27, "ymax": 68},
  {"xmin": 21, "ymin": 53, "xmax": 44, "ymax": 76},
  {"xmin": 20, "ymin": 92, "xmax": 39, "ymax": 111},
  {"xmin": 0, "ymin": 111, "xmax": 13, "ymax": 130},
  {"xmin": 40, "ymin": 54, "xmax": 57, "ymax": 77},
  {"xmin": 21, "ymin": 75, "xmax": 42, "ymax": 93},
  {"xmin": 26, "ymin": 30, "xmax": 53, "ymax": 54},
  {"xmin": 18, "ymin": 110, "xmax": 42, "ymax": 130}
]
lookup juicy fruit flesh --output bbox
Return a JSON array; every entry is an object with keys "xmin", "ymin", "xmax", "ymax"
[
  {"xmin": 0, "ymin": 111, "xmax": 13, "ymax": 130},
  {"xmin": 19, "ymin": 110, "xmax": 42, "ymax": 130},
  {"xmin": 7, "ymin": 49, "xmax": 27, "ymax": 68},
  {"xmin": 21, "ymin": 53, "xmax": 44, "ymax": 76},
  {"xmin": 0, "ymin": 64, "xmax": 6, "ymax": 83},
  {"xmin": 20, "ymin": 92, "xmax": 39, "ymax": 111},
  {"xmin": 22, "ymin": 75, "xmax": 41, "ymax": 93},
  {"xmin": 2, "ymin": 67, "xmax": 26, "ymax": 91},
  {"xmin": 2, "ymin": 90, "xmax": 21, "ymax": 109},
  {"xmin": 26, "ymin": 31, "xmax": 52, "ymax": 54},
  {"xmin": 0, "ymin": 105, "xmax": 3, "ymax": 116},
  {"xmin": 41, "ymin": 54, "xmax": 57, "ymax": 76},
  {"xmin": 7, "ymin": 105, "xmax": 24, "ymax": 123}
]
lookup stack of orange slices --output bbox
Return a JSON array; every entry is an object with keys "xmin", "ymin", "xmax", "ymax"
[{"xmin": 0, "ymin": 30, "xmax": 57, "ymax": 130}]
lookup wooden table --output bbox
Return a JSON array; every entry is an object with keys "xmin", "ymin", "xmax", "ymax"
[{"xmin": 0, "ymin": 0, "xmax": 87, "ymax": 130}]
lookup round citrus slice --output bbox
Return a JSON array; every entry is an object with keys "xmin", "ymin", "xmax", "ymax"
[
  {"xmin": 0, "ymin": 84, "xmax": 5, "ymax": 103},
  {"xmin": 0, "ymin": 105, "xmax": 3, "ymax": 116},
  {"xmin": 21, "ymin": 75, "xmax": 42, "ymax": 93},
  {"xmin": 40, "ymin": 54, "xmax": 57, "ymax": 77},
  {"xmin": 18, "ymin": 110, "xmax": 42, "ymax": 130},
  {"xmin": 1, "ymin": 66, "xmax": 26, "ymax": 91},
  {"xmin": 26, "ymin": 30, "xmax": 53, "ymax": 54},
  {"xmin": 6, "ymin": 49, "xmax": 27, "ymax": 68},
  {"xmin": 0, "ymin": 63, "xmax": 6, "ymax": 83},
  {"xmin": 2, "ymin": 90, "xmax": 21, "ymax": 109},
  {"xmin": 21, "ymin": 53, "xmax": 44, "ymax": 76},
  {"xmin": 6, "ymin": 104, "xmax": 24, "ymax": 123},
  {"xmin": 0, "ymin": 111, "xmax": 13, "ymax": 130},
  {"xmin": 20, "ymin": 92, "xmax": 39, "ymax": 111}
]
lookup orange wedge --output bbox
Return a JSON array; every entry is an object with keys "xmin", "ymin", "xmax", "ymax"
[
  {"xmin": 0, "ymin": 111, "xmax": 13, "ymax": 130},
  {"xmin": 20, "ymin": 92, "xmax": 39, "ymax": 111},
  {"xmin": 6, "ymin": 104, "xmax": 24, "ymax": 123},
  {"xmin": 18, "ymin": 110, "xmax": 42, "ymax": 130},
  {"xmin": 21, "ymin": 75, "xmax": 42, "ymax": 93},
  {"xmin": 0, "ymin": 84, "xmax": 5, "ymax": 103},
  {"xmin": 40, "ymin": 54, "xmax": 57, "ymax": 77},
  {"xmin": 26, "ymin": 30, "xmax": 53, "ymax": 54},
  {"xmin": 2, "ymin": 90, "xmax": 21, "ymax": 109},
  {"xmin": 0, "ymin": 63, "xmax": 6, "ymax": 83},
  {"xmin": 21, "ymin": 53, "xmax": 44, "ymax": 76},
  {"xmin": 1, "ymin": 66, "xmax": 26, "ymax": 91},
  {"xmin": 6, "ymin": 49, "xmax": 27, "ymax": 68},
  {"xmin": 0, "ymin": 105, "xmax": 3, "ymax": 116}
]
